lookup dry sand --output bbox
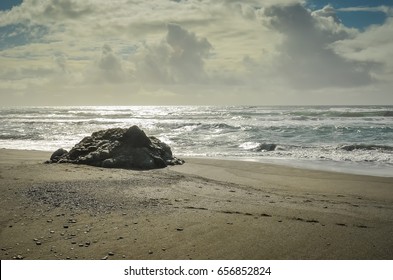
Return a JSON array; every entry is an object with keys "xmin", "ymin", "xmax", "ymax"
[{"xmin": 1, "ymin": 149, "xmax": 392, "ymax": 260}]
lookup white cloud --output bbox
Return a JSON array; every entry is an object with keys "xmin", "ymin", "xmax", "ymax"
[
  {"xmin": 0, "ymin": 0, "xmax": 93, "ymax": 27},
  {"xmin": 332, "ymin": 17, "xmax": 393, "ymax": 81},
  {"xmin": 0, "ymin": 0, "xmax": 392, "ymax": 105},
  {"xmin": 254, "ymin": 4, "xmax": 375, "ymax": 89},
  {"xmin": 311, "ymin": 4, "xmax": 342, "ymax": 25},
  {"xmin": 337, "ymin": 6, "xmax": 393, "ymax": 15}
]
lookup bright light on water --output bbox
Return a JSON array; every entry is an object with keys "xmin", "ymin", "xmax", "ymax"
[{"xmin": 1, "ymin": 105, "xmax": 392, "ymax": 176}]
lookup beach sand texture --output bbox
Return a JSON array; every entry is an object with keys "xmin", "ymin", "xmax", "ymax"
[{"xmin": 1, "ymin": 149, "xmax": 392, "ymax": 260}]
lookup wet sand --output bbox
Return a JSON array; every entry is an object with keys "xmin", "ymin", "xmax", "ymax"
[{"xmin": 1, "ymin": 149, "xmax": 393, "ymax": 260}]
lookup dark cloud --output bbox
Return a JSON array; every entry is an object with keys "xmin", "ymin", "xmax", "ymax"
[
  {"xmin": 136, "ymin": 42, "xmax": 172, "ymax": 84},
  {"xmin": 136, "ymin": 23, "xmax": 212, "ymax": 84},
  {"xmin": 166, "ymin": 23, "xmax": 212, "ymax": 83},
  {"xmin": 88, "ymin": 44, "xmax": 126, "ymax": 83},
  {"xmin": 261, "ymin": 4, "xmax": 376, "ymax": 89},
  {"xmin": 54, "ymin": 53, "xmax": 67, "ymax": 72}
]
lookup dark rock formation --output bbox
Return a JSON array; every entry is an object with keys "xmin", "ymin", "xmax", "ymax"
[
  {"xmin": 253, "ymin": 143, "xmax": 277, "ymax": 152},
  {"xmin": 47, "ymin": 125, "xmax": 184, "ymax": 170}
]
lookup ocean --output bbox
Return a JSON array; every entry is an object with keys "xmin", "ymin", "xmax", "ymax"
[{"xmin": 1, "ymin": 105, "xmax": 392, "ymax": 176}]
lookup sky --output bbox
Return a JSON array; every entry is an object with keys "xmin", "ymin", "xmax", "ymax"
[{"xmin": 0, "ymin": 0, "xmax": 392, "ymax": 106}]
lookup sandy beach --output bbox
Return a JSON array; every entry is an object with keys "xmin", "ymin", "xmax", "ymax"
[{"xmin": 1, "ymin": 148, "xmax": 392, "ymax": 260}]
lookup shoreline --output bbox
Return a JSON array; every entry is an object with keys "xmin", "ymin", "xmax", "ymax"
[
  {"xmin": 182, "ymin": 155, "xmax": 393, "ymax": 178},
  {"xmin": 1, "ymin": 147, "xmax": 392, "ymax": 178},
  {"xmin": 1, "ymin": 149, "xmax": 393, "ymax": 259}
]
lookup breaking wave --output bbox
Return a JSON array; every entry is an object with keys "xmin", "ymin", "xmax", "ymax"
[{"xmin": 1, "ymin": 105, "xmax": 392, "ymax": 175}]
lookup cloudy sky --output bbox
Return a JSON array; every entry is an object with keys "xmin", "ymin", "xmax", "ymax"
[{"xmin": 0, "ymin": 0, "xmax": 392, "ymax": 105}]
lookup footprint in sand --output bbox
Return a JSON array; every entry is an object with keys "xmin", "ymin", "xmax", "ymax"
[
  {"xmin": 293, "ymin": 217, "xmax": 319, "ymax": 224},
  {"xmin": 260, "ymin": 213, "xmax": 272, "ymax": 217},
  {"xmin": 335, "ymin": 223, "xmax": 347, "ymax": 227},
  {"xmin": 355, "ymin": 225, "xmax": 369, "ymax": 229}
]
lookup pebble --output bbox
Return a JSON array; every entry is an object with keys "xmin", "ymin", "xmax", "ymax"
[
  {"xmin": 101, "ymin": 255, "xmax": 108, "ymax": 260},
  {"xmin": 108, "ymin": 252, "xmax": 114, "ymax": 256},
  {"xmin": 148, "ymin": 250, "xmax": 153, "ymax": 255},
  {"xmin": 176, "ymin": 228, "xmax": 184, "ymax": 231},
  {"xmin": 36, "ymin": 241, "xmax": 42, "ymax": 245},
  {"xmin": 15, "ymin": 255, "xmax": 24, "ymax": 260},
  {"xmin": 78, "ymin": 244, "xmax": 84, "ymax": 247},
  {"xmin": 63, "ymin": 225, "xmax": 69, "ymax": 229}
]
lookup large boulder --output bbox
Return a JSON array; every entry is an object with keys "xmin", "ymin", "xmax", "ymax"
[{"xmin": 47, "ymin": 125, "xmax": 184, "ymax": 170}]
